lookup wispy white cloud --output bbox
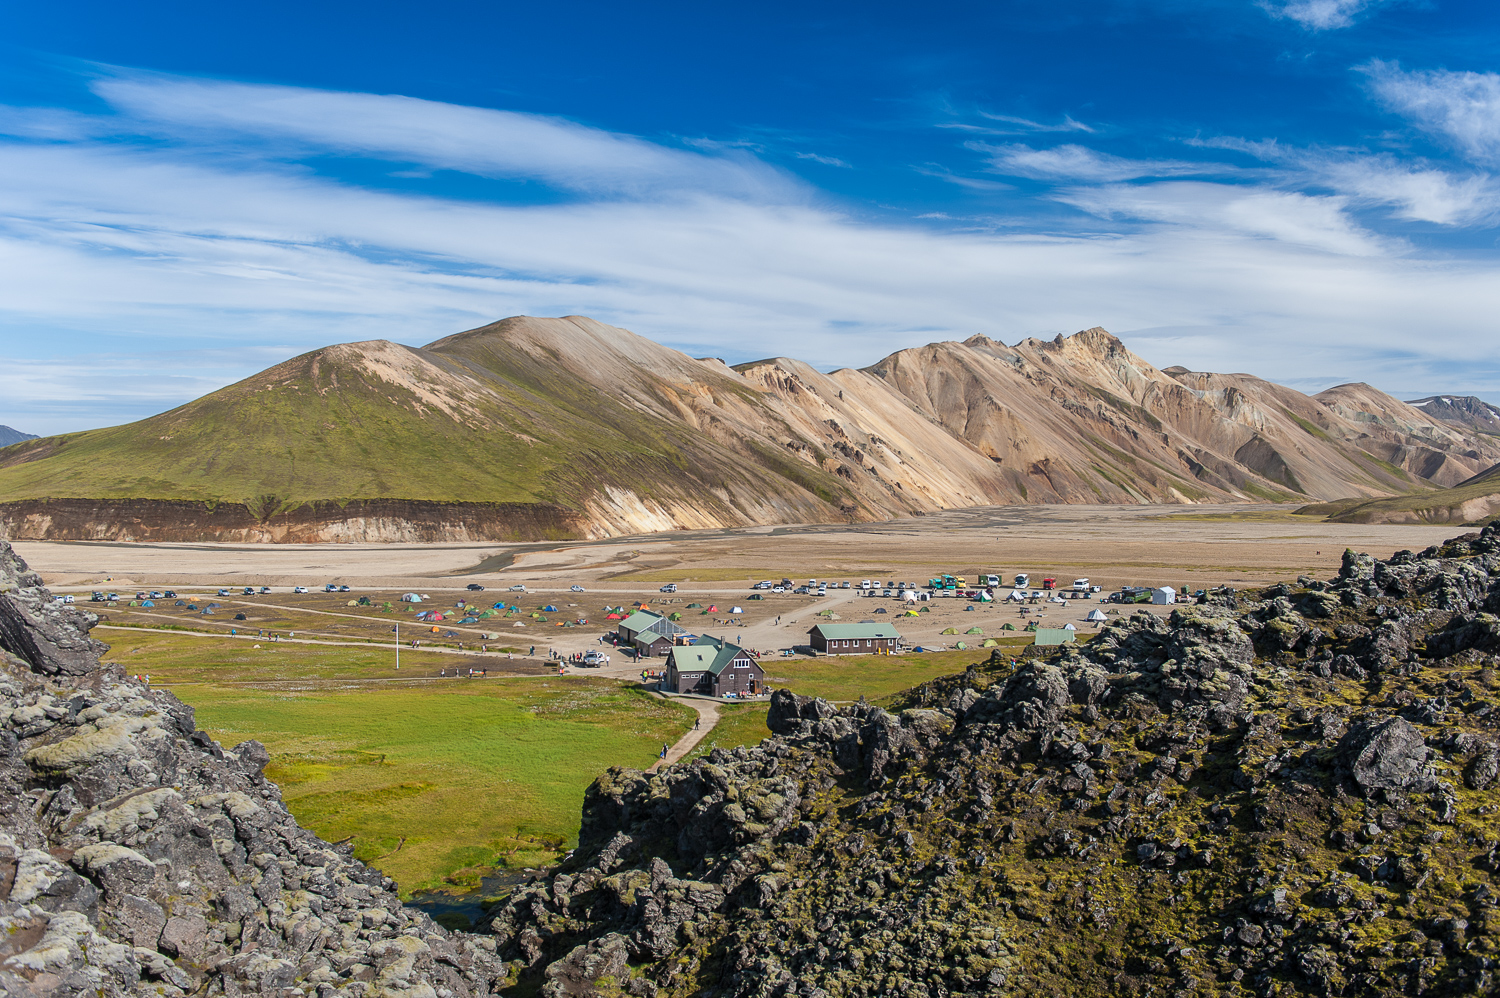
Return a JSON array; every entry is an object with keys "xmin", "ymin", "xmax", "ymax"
[
  {"xmin": 92, "ymin": 71, "xmax": 803, "ymax": 202},
  {"xmin": 3, "ymin": 70, "xmax": 1500, "ymax": 432},
  {"xmin": 1193, "ymin": 133, "xmax": 1500, "ymax": 225},
  {"xmin": 1261, "ymin": 0, "xmax": 1394, "ymax": 31},
  {"xmin": 974, "ymin": 112, "xmax": 1095, "ymax": 134},
  {"xmin": 976, "ymin": 143, "xmax": 1224, "ymax": 182},
  {"xmin": 792, "ymin": 151, "xmax": 851, "ymax": 168},
  {"xmin": 1058, "ymin": 182, "xmax": 1390, "ymax": 256},
  {"xmin": 1361, "ymin": 60, "xmax": 1500, "ymax": 167}
]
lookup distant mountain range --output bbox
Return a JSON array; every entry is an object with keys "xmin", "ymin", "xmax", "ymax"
[
  {"xmin": 2, "ymin": 316, "xmax": 1498, "ymax": 541},
  {"xmin": 1404, "ymin": 395, "xmax": 1500, "ymax": 435},
  {"xmin": 0, "ymin": 426, "xmax": 37, "ymax": 448}
]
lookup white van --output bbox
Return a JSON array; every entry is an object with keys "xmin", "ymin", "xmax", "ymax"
[
  {"xmin": 860, "ymin": 580, "xmax": 872, "ymax": 589},
  {"xmin": 54, "ymin": 594, "xmax": 75, "ymax": 604},
  {"xmin": 1072, "ymin": 578, "xmax": 1090, "ymax": 591}
]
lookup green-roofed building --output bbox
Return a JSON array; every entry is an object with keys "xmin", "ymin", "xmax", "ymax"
[
  {"xmin": 1032, "ymin": 627, "xmax": 1076, "ymax": 647},
  {"xmin": 616, "ymin": 609, "xmax": 687, "ymax": 657},
  {"xmin": 807, "ymin": 622, "xmax": 902, "ymax": 655},
  {"xmin": 665, "ymin": 635, "xmax": 764, "ymax": 696}
]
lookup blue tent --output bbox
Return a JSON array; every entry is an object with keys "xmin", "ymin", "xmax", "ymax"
[
  {"xmin": 460, "ymin": 616, "xmax": 478, "ymax": 624},
  {"xmin": 542, "ymin": 604, "xmax": 558, "ymax": 612},
  {"xmin": 140, "ymin": 600, "xmax": 155, "ymax": 607}
]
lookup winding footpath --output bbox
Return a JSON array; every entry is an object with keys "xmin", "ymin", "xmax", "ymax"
[{"xmin": 648, "ymin": 696, "xmax": 722, "ymax": 772}]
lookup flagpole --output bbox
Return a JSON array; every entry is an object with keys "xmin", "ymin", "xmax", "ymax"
[{"xmin": 396, "ymin": 622, "xmax": 400, "ymax": 670}]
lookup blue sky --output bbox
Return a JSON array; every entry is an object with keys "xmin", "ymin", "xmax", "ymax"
[{"xmin": 3, "ymin": 0, "xmax": 1500, "ymax": 434}]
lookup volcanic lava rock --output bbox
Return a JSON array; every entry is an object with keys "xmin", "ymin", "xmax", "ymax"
[
  {"xmin": 0, "ymin": 541, "xmax": 509, "ymax": 998},
  {"xmin": 491, "ymin": 522, "xmax": 1500, "ymax": 997}
]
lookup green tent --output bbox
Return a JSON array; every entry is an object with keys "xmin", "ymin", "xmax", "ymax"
[
  {"xmin": 669, "ymin": 612, "xmax": 683, "ymax": 621},
  {"xmin": 687, "ymin": 603, "xmax": 703, "ymax": 608},
  {"xmin": 982, "ymin": 638, "xmax": 999, "ymax": 647},
  {"xmin": 918, "ymin": 605, "xmax": 931, "ymax": 612},
  {"xmin": 965, "ymin": 626, "xmax": 984, "ymax": 635},
  {"xmin": 941, "ymin": 627, "xmax": 958, "ymax": 635},
  {"xmin": 1000, "ymin": 622, "xmax": 1015, "ymax": 630},
  {"xmin": 954, "ymin": 641, "xmax": 968, "ymax": 650}
]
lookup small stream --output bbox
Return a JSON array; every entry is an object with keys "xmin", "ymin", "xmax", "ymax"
[{"xmin": 406, "ymin": 867, "xmax": 540, "ymax": 930}]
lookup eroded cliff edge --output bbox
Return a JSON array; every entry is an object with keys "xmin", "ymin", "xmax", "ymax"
[{"xmin": 0, "ymin": 541, "xmax": 511, "ymax": 998}]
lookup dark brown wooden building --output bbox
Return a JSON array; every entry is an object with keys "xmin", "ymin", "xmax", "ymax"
[
  {"xmin": 807, "ymin": 622, "xmax": 902, "ymax": 655},
  {"xmin": 666, "ymin": 636, "xmax": 763, "ymax": 696}
]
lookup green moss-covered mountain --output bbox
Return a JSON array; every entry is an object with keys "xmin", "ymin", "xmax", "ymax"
[
  {"xmin": 489, "ymin": 527, "xmax": 1500, "ymax": 997},
  {"xmin": 3, "ymin": 316, "xmax": 1497, "ymax": 541}
]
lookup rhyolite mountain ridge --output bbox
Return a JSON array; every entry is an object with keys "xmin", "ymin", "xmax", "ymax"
[
  {"xmin": 1406, "ymin": 396, "xmax": 1500, "ymax": 436},
  {"xmin": 1, "ymin": 316, "xmax": 1496, "ymax": 542}
]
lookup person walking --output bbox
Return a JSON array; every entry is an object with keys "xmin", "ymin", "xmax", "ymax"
[{"xmin": 660, "ymin": 743, "xmax": 668, "ymax": 759}]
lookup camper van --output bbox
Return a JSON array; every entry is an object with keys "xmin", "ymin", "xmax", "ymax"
[
  {"xmin": 1014, "ymin": 573, "xmax": 1030, "ymax": 589},
  {"xmin": 983, "ymin": 573, "xmax": 1002, "ymax": 588},
  {"xmin": 860, "ymin": 580, "xmax": 872, "ymax": 589},
  {"xmin": 1072, "ymin": 578, "xmax": 1090, "ymax": 591}
]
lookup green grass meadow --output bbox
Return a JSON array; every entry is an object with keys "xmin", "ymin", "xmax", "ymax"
[
  {"xmin": 183, "ymin": 678, "xmax": 694, "ymax": 894},
  {"xmin": 108, "ymin": 628, "xmax": 1024, "ymax": 895}
]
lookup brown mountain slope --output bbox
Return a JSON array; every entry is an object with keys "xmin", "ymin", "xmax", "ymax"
[{"xmin": 2, "ymin": 317, "xmax": 1497, "ymax": 542}]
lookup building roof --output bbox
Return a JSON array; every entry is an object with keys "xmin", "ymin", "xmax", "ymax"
[
  {"xmin": 809, "ymin": 622, "xmax": 902, "ymax": 641},
  {"xmin": 669, "ymin": 635, "xmax": 752, "ymax": 675},
  {"xmin": 619, "ymin": 610, "xmax": 686, "ymax": 639},
  {"xmin": 1033, "ymin": 627, "xmax": 1077, "ymax": 646}
]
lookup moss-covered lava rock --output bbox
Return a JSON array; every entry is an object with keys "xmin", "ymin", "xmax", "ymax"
[{"xmin": 489, "ymin": 525, "xmax": 1500, "ymax": 997}]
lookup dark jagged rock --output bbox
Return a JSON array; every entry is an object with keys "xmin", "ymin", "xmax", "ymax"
[
  {"xmin": 0, "ymin": 541, "xmax": 510, "ymax": 998},
  {"xmin": 491, "ymin": 521, "xmax": 1500, "ymax": 997}
]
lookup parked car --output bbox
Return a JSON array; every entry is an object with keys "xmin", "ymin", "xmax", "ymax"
[
  {"xmin": 324, "ymin": 584, "xmax": 337, "ymax": 592},
  {"xmin": 466, "ymin": 583, "xmax": 485, "ymax": 591},
  {"xmin": 582, "ymin": 651, "xmax": 604, "ymax": 666},
  {"xmin": 242, "ymin": 587, "xmax": 255, "ymax": 595},
  {"xmin": 772, "ymin": 586, "xmax": 786, "ymax": 593},
  {"xmin": 794, "ymin": 586, "xmax": 811, "ymax": 594},
  {"xmin": 509, "ymin": 584, "xmax": 528, "ymax": 592},
  {"xmin": 293, "ymin": 586, "xmax": 308, "ymax": 594},
  {"xmin": 217, "ymin": 589, "xmax": 230, "ymax": 597},
  {"xmin": 149, "ymin": 591, "xmax": 163, "ymax": 599},
  {"xmin": 259, "ymin": 587, "xmax": 271, "ymax": 594},
  {"xmin": 659, "ymin": 584, "xmax": 678, "ymax": 593},
  {"xmin": 90, "ymin": 592, "xmax": 106, "ymax": 602},
  {"xmin": 570, "ymin": 584, "xmax": 586, "ymax": 592},
  {"xmin": 163, "ymin": 590, "xmax": 177, "ymax": 598},
  {"xmin": 840, "ymin": 581, "xmax": 850, "ymax": 589},
  {"xmin": 54, "ymin": 594, "xmax": 75, "ymax": 604},
  {"xmin": 338, "ymin": 585, "xmax": 351, "ymax": 592}
]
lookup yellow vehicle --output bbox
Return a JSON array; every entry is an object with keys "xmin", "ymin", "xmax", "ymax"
[{"xmin": 953, "ymin": 576, "xmax": 966, "ymax": 588}]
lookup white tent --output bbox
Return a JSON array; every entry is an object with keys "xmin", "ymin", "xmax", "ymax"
[
  {"xmin": 1087, "ymin": 608, "xmax": 1107, "ymax": 622},
  {"xmin": 1064, "ymin": 622, "xmax": 1076, "ymax": 630},
  {"xmin": 730, "ymin": 606, "xmax": 743, "ymax": 614},
  {"xmin": 903, "ymin": 590, "xmax": 919, "ymax": 603},
  {"xmin": 401, "ymin": 593, "xmax": 423, "ymax": 603},
  {"xmin": 1007, "ymin": 590, "xmax": 1024, "ymax": 601},
  {"xmin": 1151, "ymin": 586, "xmax": 1177, "ymax": 605}
]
